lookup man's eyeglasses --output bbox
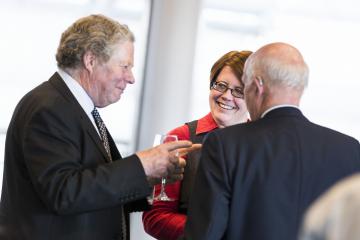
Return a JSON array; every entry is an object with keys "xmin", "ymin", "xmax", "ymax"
[{"xmin": 211, "ymin": 81, "xmax": 244, "ymax": 99}]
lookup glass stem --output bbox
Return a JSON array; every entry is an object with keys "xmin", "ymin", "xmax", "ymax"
[{"xmin": 160, "ymin": 177, "xmax": 167, "ymax": 195}]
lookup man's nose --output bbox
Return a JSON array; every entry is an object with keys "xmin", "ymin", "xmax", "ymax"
[{"xmin": 126, "ymin": 70, "xmax": 135, "ymax": 84}]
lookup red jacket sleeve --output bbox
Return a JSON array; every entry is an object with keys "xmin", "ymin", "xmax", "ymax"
[{"xmin": 142, "ymin": 124, "xmax": 190, "ymax": 240}]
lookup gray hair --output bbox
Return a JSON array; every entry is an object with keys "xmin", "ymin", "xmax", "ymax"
[
  {"xmin": 245, "ymin": 43, "xmax": 309, "ymax": 91},
  {"xmin": 56, "ymin": 14, "xmax": 134, "ymax": 69}
]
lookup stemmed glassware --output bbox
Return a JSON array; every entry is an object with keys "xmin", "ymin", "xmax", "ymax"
[{"xmin": 152, "ymin": 134, "xmax": 178, "ymax": 202}]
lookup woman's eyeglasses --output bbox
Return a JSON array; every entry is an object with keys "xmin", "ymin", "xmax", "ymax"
[{"xmin": 211, "ymin": 81, "xmax": 244, "ymax": 99}]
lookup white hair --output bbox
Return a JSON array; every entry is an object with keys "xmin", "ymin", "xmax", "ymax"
[{"xmin": 245, "ymin": 44, "xmax": 309, "ymax": 92}]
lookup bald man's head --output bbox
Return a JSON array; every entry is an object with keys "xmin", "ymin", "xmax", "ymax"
[
  {"xmin": 242, "ymin": 42, "xmax": 309, "ymax": 120},
  {"xmin": 244, "ymin": 42, "xmax": 309, "ymax": 91}
]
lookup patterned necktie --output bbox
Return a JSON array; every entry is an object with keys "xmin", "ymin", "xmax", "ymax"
[
  {"xmin": 91, "ymin": 108, "xmax": 113, "ymax": 162},
  {"xmin": 91, "ymin": 107, "xmax": 126, "ymax": 239}
]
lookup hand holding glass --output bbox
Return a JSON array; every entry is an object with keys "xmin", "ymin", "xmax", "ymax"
[{"xmin": 152, "ymin": 134, "xmax": 178, "ymax": 201}]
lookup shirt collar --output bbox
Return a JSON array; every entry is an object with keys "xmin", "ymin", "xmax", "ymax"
[
  {"xmin": 57, "ymin": 68, "xmax": 95, "ymax": 116},
  {"xmin": 261, "ymin": 104, "xmax": 300, "ymax": 118},
  {"xmin": 196, "ymin": 113, "xmax": 219, "ymax": 135}
]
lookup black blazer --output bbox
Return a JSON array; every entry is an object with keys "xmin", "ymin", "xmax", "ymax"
[
  {"xmin": 184, "ymin": 107, "xmax": 360, "ymax": 240},
  {"xmin": 0, "ymin": 73, "xmax": 151, "ymax": 240}
]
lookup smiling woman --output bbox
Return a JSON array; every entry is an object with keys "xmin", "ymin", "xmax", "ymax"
[
  {"xmin": 207, "ymin": 51, "xmax": 251, "ymax": 129},
  {"xmin": 142, "ymin": 50, "xmax": 252, "ymax": 240}
]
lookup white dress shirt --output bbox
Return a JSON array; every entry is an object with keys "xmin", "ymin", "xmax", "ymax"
[{"xmin": 57, "ymin": 68, "xmax": 99, "ymax": 135}]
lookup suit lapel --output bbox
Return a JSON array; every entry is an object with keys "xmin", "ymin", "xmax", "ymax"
[
  {"xmin": 85, "ymin": 121, "xmax": 112, "ymax": 163},
  {"xmin": 48, "ymin": 72, "xmax": 111, "ymax": 162},
  {"xmin": 106, "ymin": 128, "xmax": 122, "ymax": 160}
]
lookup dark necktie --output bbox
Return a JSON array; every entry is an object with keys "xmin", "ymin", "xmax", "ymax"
[
  {"xmin": 91, "ymin": 108, "xmax": 113, "ymax": 162},
  {"xmin": 91, "ymin": 107, "xmax": 126, "ymax": 239}
]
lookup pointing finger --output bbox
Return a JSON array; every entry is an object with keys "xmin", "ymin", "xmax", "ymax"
[
  {"xmin": 162, "ymin": 140, "xmax": 192, "ymax": 151},
  {"xmin": 178, "ymin": 144, "xmax": 202, "ymax": 157}
]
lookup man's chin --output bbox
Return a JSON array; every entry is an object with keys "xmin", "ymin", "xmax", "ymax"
[
  {"xmin": 111, "ymin": 94, "xmax": 122, "ymax": 104},
  {"xmin": 98, "ymin": 96, "xmax": 122, "ymax": 107}
]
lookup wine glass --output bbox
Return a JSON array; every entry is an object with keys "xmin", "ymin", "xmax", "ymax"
[{"xmin": 152, "ymin": 134, "xmax": 178, "ymax": 201}]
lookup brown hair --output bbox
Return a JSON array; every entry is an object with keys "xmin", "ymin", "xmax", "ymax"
[
  {"xmin": 56, "ymin": 14, "xmax": 134, "ymax": 69},
  {"xmin": 210, "ymin": 50, "xmax": 252, "ymax": 88}
]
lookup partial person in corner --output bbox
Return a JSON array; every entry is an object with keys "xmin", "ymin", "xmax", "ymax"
[
  {"xmin": 142, "ymin": 50, "xmax": 252, "ymax": 239},
  {"xmin": 300, "ymin": 173, "xmax": 360, "ymax": 240},
  {"xmin": 0, "ymin": 14, "xmax": 199, "ymax": 240},
  {"xmin": 183, "ymin": 42, "xmax": 360, "ymax": 240}
]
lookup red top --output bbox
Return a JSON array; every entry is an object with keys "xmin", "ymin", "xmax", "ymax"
[{"xmin": 142, "ymin": 113, "xmax": 218, "ymax": 240}]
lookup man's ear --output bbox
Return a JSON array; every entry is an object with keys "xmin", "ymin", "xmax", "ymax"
[
  {"xmin": 83, "ymin": 51, "xmax": 96, "ymax": 73},
  {"xmin": 254, "ymin": 76, "xmax": 264, "ymax": 95}
]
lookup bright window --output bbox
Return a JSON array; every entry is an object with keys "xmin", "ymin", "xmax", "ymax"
[{"xmin": 191, "ymin": 0, "xmax": 360, "ymax": 141}]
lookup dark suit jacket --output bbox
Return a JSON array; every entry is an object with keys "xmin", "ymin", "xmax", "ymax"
[
  {"xmin": 184, "ymin": 107, "xmax": 360, "ymax": 240},
  {"xmin": 0, "ymin": 73, "xmax": 151, "ymax": 240}
]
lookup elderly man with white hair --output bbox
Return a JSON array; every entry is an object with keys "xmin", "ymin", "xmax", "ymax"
[{"xmin": 183, "ymin": 42, "xmax": 360, "ymax": 240}]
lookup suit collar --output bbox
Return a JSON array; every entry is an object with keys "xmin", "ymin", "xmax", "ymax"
[
  {"xmin": 261, "ymin": 105, "xmax": 300, "ymax": 118},
  {"xmin": 57, "ymin": 69, "xmax": 94, "ymax": 119},
  {"xmin": 262, "ymin": 106, "xmax": 307, "ymax": 120},
  {"xmin": 49, "ymin": 72, "xmax": 116, "ymax": 163},
  {"xmin": 49, "ymin": 72, "xmax": 78, "ymax": 104}
]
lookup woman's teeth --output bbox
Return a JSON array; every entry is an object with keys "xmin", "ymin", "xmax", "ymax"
[{"xmin": 218, "ymin": 102, "xmax": 235, "ymax": 110}]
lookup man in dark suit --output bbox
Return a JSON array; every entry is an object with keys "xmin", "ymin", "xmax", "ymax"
[
  {"xmin": 184, "ymin": 42, "xmax": 360, "ymax": 240},
  {"xmin": 0, "ymin": 14, "xmax": 197, "ymax": 240}
]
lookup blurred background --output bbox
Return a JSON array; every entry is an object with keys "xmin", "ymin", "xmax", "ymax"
[{"xmin": 1, "ymin": 0, "xmax": 359, "ymax": 239}]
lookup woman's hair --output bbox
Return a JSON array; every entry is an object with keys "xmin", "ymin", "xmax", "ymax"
[
  {"xmin": 209, "ymin": 50, "xmax": 253, "ymax": 88},
  {"xmin": 56, "ymin": 14, "xmax": 134, "ymax": 69}
]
